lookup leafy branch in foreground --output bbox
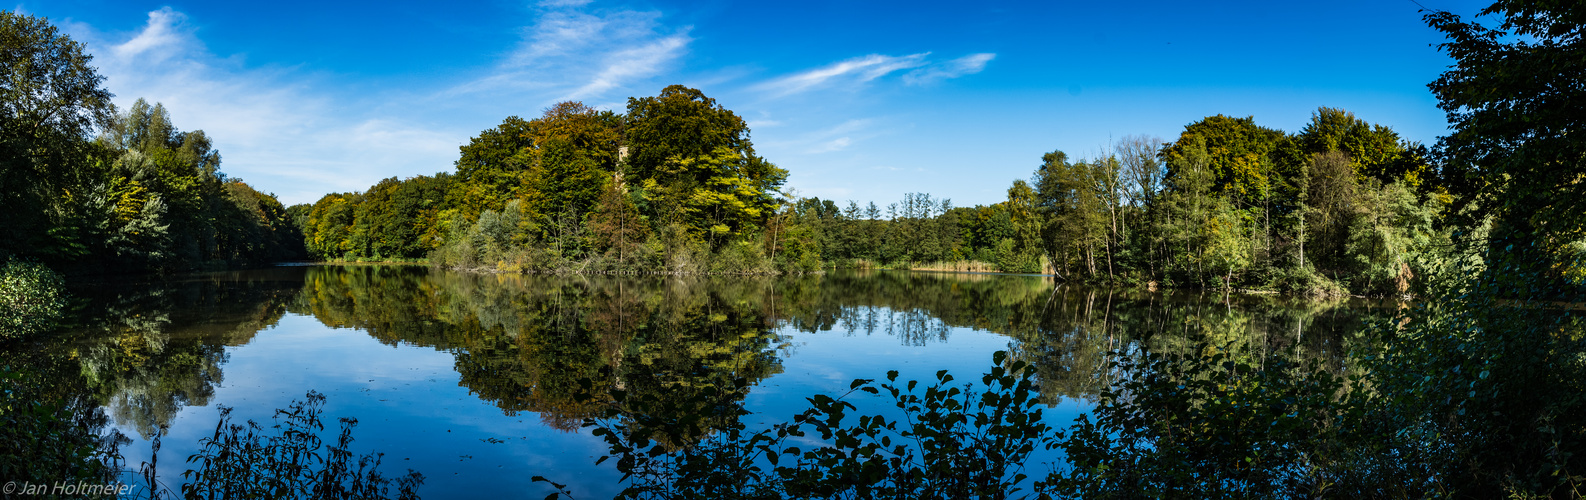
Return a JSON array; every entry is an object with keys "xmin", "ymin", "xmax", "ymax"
[
  {"xmin": 0, "ymin": 258, "xmax": 69, "ymax": 339},
  {"xmin": 133, "ymin": 390, "xmax": 425, "ymax": 500},
  {"xmin": 1049, "ymin": 347, "xmax": 1356, "ymax": 498},
  {"xmin": 539, "ymin": 351, "xmax": 1059, "ymax": 499}
]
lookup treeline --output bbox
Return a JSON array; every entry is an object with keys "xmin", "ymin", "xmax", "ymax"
[
  {"xmin": 275, "ymin": 49, "xmax": 1456, "ymax": 294},
  {"xmin": 0, "ymin": 12, "xmax": 304, "ymax": 277},
  {"xmin": 302, "ymin": 85, "xmax": 1455, "ymax": 294},
  {"xmin": 295, "ymin": 89, "xmax": 816, "ymax": 274},
  {"xmin": 787, "ymin": 108, "xmax": 1448, "ymax": 296}
]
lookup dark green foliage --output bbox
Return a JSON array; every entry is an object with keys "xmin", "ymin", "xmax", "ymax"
[
  {"xmin": 1048, "ymin": 253, "xmax": 1585, "ymax": 499},
  {"xmin": 1050, "ymin": 347, "xmax": 1352, "ymax": 498},
  {"xmin": 0, "ymin": 258, "xmax": 68, "ymax": 339},
  {"xmin": 1425, "ymin": 1, "xmax": 1586, "ymax": 292},
  {"xmin": 552, "ymin": 351, "xmax": 1058, "ymax": 499},
  {"xmin": 176, "ymin": 391, "xmax": 424, "ymax": 500},
  {"xmin": 0, "ymin": 12, "xmax": 304, "ymax": 275},
  {"xmin": 1346, "ymin": 251, "xmax": 1586, "ymax": 497},
  {"xmin": 339, "ymin": 174, "xmax": 450, "ymax": 260},
  {"xmin": 0, "ymin": 364, "xmax": 124, "ymax": 490},
  {"xmin": 624, "ymin": 85, "xmax": 756, "ymax": 186},
  {"xmin": 0, "ymin": 11, "xmax": 116, "ymax": 262}
]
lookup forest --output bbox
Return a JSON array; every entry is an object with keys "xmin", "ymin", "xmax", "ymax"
[
  {"xmin": 0, "ymin": 11, "xmax": 303, "ymax": 281},
  {"xmin": 2, "ymin": 2, "xmax": 1578, "ymax": 299},
  {"xmin": 294, "ymin": 91, "xmax": 1449, "ymax": 296},
  {"xmin": 275, "ymin": 42, "xmax": 1455, "ymax": 298},
  {"xmin": 293, "ymin": 89, "xmax": 811, "ymax": 275},
  {"xmin": 0, "ymin": 7, "xmax": 1480, "ymax": 300},
  {"xmin": 783, "ymin": 108, "xmax": 1446, "ymax": 297}
]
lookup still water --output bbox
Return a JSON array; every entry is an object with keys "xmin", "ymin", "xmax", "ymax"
[{"xmin": 34, "ymin": 265, "xmax": 1378, "ymax": 498}]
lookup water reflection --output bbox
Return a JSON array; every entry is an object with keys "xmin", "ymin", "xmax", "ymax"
[
  {"xmin": 9, "ymin": 266, "xmax": 1387, "ymax": 495},
  {"xmin": 59, "ymin": 269, "xmax": 304, "ymax": 438},
  {"xmin": 289, "ymin": 266, "xmax": 787, "ymax": 432}
]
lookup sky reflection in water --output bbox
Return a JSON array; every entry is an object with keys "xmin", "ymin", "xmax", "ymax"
[{"xmin": 53, "ymin": 266, "xmax": 1370, "ymax": 499}]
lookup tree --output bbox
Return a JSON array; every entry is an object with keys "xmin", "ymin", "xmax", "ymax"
[
  {"xmin": 664, "ymin": 146, "xmax": 784, "ymax": 247},
  {"xmin": 1001, "ymin": 180, "xmax": 1044, "ymax": 273},
  {"xmin": 1425, "ymin": 1, "xmax": 1586, "ymax": 289},
  {"xmin": 1118, "ymin": 135, "xmax": 1166, "ymax": 278},
  {"xmin": 587, "ymin": 173, "xmax": 650, "ymax": 262},
  {"xmin": 523, "ymin": 137, "xmax": 607, "ymax": 226},
  {"xmin": 305, "ymin": 194, "xmax": 358, "ymax": 260},
  {"xmin": 1304, "ymin": 151, "xmax": 1359, "ymax": 271},
  {"xmin": 625, "ymin": 85, "xmax": 756, "ymax": 185},
  {"xmin": 1161, "ymin": 115, "xmax": 1284, "ymax": 208},
  {"xmin": 1158, "ymin": 135, "xmax": 1218, "ymax": 286},
  {"xmin": 1117, "ymin": 135, "xmax": 1165, "ymax": 208},
  {"xmin": 0, "ymin": 11, "xmax": 116, "ymax": 261},
  {"xmin": 1297, "ymin": 108, "xmax": 1417, "ymax": 184},
  {"xmin": 1033, "ymin": 151, "xmax": 1106, "ymax": 278},
  {"xmin": 447, "ymin": 116, "xmax": 534, "ymax": 222}
]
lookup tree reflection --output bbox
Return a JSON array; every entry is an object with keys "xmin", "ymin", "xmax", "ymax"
[
  {"xmin": 290, "ymin": 267, "xmax": 788, "ymax": 436},
  {"xmin": 769, "ymin": 271, "xmax": 1375, "ymax": 404},
  {"xmin": 11, "ymin": 266, "xmax": 1380, "ymax": 452},
  {"xmin": 69, "ymin": 268, "xmax": 302, "ymax": 438}
]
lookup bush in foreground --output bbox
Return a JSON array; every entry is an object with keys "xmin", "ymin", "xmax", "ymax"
[{"xmin": 0, "ymin": 258, "xmax": 68, "ymax": 339}]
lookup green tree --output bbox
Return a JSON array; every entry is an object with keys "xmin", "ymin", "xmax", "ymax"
[
  {"xmin": 1297, "ymin": 107, "xmax": 1421, "ymax": 185},
  {"xmin": 587, "ymin": 174, "xmax": 650, "ymax": 262},
  {"xmin": 1034, "ymin": 151, "xmax": 1106, "ymax": 278},
  {"xmin": 447, "ymin": 116, "xmax": 534, "ymax": 223},
  {"xmin": 1000, "ymin": 180, "xmax": 1044, "ymax": 273},
  {"xmin": 0, "ymin": 11, "xmax": 116, "ymax": 263},
  {"xmin": 523, "ymin": 137, "xmax": 606, "ymax": 225},
  {"xmin": 1161, "ymin": 115, "xmax": 1284, "ymax": 208},
  {"xmin": 663, "ymin": 146, "xmax": 783, "ymax": 247},
  {"xmin": 305, "ymin": 193, "xmax": 358, "ymax": 260},
  {"xmin": 624, "ymin": 85, "xmax": 756, "ymax": 185},
  {"xmin": 1425, "ymin": 1, "xmax": 1586, "ymax": 290},
  {"xmin": 1157, "ymin": 135, "xmax": 1219, "ymax": 286}
]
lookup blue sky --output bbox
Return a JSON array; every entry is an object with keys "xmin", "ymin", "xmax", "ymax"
[{"xmin": 24, "ymin": 0, "xmax": 1488, "ymax": 207}]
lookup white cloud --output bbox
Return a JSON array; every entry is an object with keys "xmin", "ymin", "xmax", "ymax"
[
  {"xmin": 809, "ymin": 136, "xmax": 852, "ymax": 154},
  {"xmin": 455, "ymin": 5, "xmax": 692, "ymax": 105},
  {"xmin": 566, "ymin": 34, "xmax": 690, "ymax": 100},
  {"xmin": 66, "ymin": 9, "xmax": 462, "ymax": 205},
  {"xmin": 903, "ymin": 53, "xmax": 996, "ymax": 85},
  {"xmin": 762, "ymin": 118, "xmax": 876, "ymax": 154},
  {"xmin": 109, "ymin": 7, "xmax": 187, "ymax": 61},
  {"xmin": 755, "ymin": 53, "xmax": 929, "ymax": 97}
]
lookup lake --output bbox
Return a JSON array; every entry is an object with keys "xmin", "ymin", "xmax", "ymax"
[{"xmin": 20, "ymin": 265, "xmax": 1381, "ymax": 498}]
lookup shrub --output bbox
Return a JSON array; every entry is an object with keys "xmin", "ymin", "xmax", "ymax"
[
  {"xmin": 543, "ymin": 351, "xmax": 1059, "ymax": 499},
  {"xmin": 0, "ymin": 366, "xmax": 124, "ymax": 489},
  {"xmin": 0, "ymin": 258, "xmax": 68, "ymax": 339},
  {"xmin": 175, "ymin": 391, "xmax": 424, "ymax": 499}
]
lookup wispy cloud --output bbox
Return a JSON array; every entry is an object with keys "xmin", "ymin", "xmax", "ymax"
[
  {"xmin": 904, "ymin": 53, "xmax": 996, "ymax": 85},
  {"xmin": 455, "ymin": 4, "xmax": 691, "ymax": 104},
  {"xmin": 109, "ymin": 7, "xmax": 187, "ymax": 62},
  {"xmin": 64, "ymin": 8, "xmax": 462, "ymax": 205},
  {"xmin": 761, "ymin": 118, "xmax": 877, "ymax": 154},
  {"xmin": 809, "ymin": 136, "xmax": 852, "ymax": 154},
  {"xmin": 755, "ymin": 53, "xmax": 929, "ymax": 97}
]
